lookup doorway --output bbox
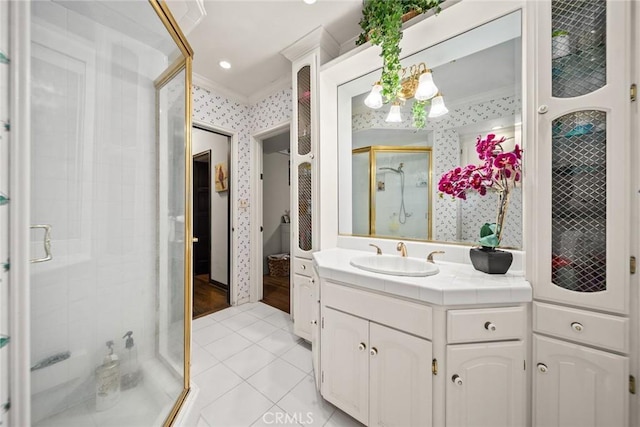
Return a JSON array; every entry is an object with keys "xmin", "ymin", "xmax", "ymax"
[
  {"xmin": 260, "ymin": 129, "xmax": 291, "ymax": 313},
  {"xmin": 192, "ymin": 126, "xmax": 231, "ymax": 318}
]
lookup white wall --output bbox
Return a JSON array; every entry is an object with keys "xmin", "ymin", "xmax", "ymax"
[
  {"xmin": 262, "ymin": 151, "xmax": 290, "ymax": 274},
  {"xmin": 192, "ymin": 127, "xmax": 229, "ymax": 285}
]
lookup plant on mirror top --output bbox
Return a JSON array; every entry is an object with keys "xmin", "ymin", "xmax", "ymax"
[{"xmin": 438, "ymin": 133, "xmax": 522, "ymax": 273}]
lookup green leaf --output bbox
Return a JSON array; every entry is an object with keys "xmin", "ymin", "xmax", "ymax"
[
  {"xmin": 0, "ymin": 335, "xmax": 9, "ymax": 349},
  {"xmin": 0, "ymin": 52, "xmax": 9, "ymax": 65},
  {"xmin": 0, "ymin": 194, "xmax": 8, "ymax": 206},
  {"xmin": 479, "ymin": 234, "xmax": 499, "ymax": 248},
  {"xmin": 480, "ymin": 223, "xmax": 495, "ymax": 238}
]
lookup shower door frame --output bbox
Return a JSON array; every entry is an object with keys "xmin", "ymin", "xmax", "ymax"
[
  {"xmin": 352, "ymin": 145, "xmax": 433, "ymax": 240},
  {"xmin": 8, "ymin": 1, "xmax": 194, "ymax": 426}
]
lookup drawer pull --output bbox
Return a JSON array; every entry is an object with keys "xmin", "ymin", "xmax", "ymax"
[
  {"xmin": 484, "ymin": 321, "xmax": 497, "ymax": 332},
  {"xmin": 571, "ymin": 322, "xmax": 584, "ymax": 332},
  {"xmin": 452, "ymin": 374, "xmax": 463, "ymax": 386},
  {"xmin": 358, "ymin": 342, "xmax": 366, "ymax": 351},
  {"xmin": 537, "ymin": 363, "xmax": 548, "ymax": 373},
  {"xmin": 370, "ymin": 347, "xmax": 378, "ymax": 357}
]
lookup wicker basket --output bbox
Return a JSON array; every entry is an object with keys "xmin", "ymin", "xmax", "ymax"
[{"xmin": 268, "ymin": 255, "xmax": 290, "ymax": 277}]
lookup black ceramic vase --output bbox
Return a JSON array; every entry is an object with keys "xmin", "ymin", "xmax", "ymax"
[{"xmin": 469, "ymin": 247, "xmax": 513, "ymax": 274}]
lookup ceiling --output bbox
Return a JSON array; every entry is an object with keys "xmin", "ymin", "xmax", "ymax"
[{"xmin": 170, "ymin": 0, "xmax": 364, "ymax": 102}]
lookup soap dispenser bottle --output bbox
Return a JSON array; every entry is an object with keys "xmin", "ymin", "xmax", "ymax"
[
  {"xmin": 121, "ymin": 331, "xmax": 142, "ymax": 390},
  {"xmin": 95, "ymin": 340, "xmax": 121, "ymax": 411}
]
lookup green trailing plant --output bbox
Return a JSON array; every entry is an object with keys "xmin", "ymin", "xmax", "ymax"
[
  {"xmin": 356, "ymin": 0, "xmax": 443, "ymax": 124},
  {"xmin": 411, "ymin": 100, "xmax": 429, "ymax": 129}
]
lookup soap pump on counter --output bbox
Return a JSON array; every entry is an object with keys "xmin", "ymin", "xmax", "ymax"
[
  {"xmin": 95, "ymin": 340, "xmax": 121, "ymax": 411},
  {"xmin": 121, "ymin": 330, "xmax": 143, "ymax": 390}
]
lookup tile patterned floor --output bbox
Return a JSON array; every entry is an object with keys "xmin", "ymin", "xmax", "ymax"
[{"xmin": 183, "ymin": 302, "xmax": 364, "ymax": 427}]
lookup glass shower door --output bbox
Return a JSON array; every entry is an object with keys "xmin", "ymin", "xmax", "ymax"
[{"xmin": 27, "ymin": 1, "xmax": 191, "ymax": 426}]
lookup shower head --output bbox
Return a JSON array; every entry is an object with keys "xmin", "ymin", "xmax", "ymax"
[{"xmin": 379, "ymin": 163, "xmax": 404, "ymax": 174}]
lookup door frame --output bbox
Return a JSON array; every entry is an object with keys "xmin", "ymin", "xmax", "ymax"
[
  {"xmin": 192, "ymin": 120, "xmax": 238, "ymax": 306},
  {"xmin": 192, "ymin": 150, "xmax": 212, "ymax": 280},
  {"xmin": 250, "ymin": 120, "xmax": 291, "ymax": 304}
]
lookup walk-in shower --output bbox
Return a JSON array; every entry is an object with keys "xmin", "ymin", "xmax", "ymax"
[
  {"xmin": 378, "ymin": 162, "xmax": 411, "ymax": 225},
  {"xmin": 5, "ymin": 2, "xmax": 193, "ymax": 426}
]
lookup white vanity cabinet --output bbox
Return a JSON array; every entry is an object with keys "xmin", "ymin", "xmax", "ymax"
[{"xmin": 318, "ymin": 274, "xmax": 528, "ymax": 427}]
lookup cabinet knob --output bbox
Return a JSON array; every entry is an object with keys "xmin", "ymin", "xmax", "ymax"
[
  {"xmin": 370, "ymin": 347, "xmax": 378, "ymax": 357},
  {"xmin": 537, "ymin": 105, "xmax": 549, "ymax": 114},
  {"xmin": 358, "ymin": 342, "xmax": 366, "ymax": 351},
  {"xmin": 301, "ymin": 264, "xmax": 306, "ymax": 270},
  {"xmin": 571, "ymin": 322, "xmax": 584, "ymax": 332},
  {"xmin": 310, "ymin": 278, "xmax": 315, "ymax": 284},
  {"xmin": 310, "ymin": 154, "xmax": 315, "ymax": 160},
  {"xmin": 537, "ymin": 363, "xmax": 548, "ymax": 373},
  {"xmin": 310, "ymin": 320, "xmax": 317, "ymax": 325},
  {"xmin": 452, "ymin": 374, "xmax": 463, "ymax": 386},
  {"xmin": 484, "ymin": 321, "xmax": 497, "ymax": 332}
]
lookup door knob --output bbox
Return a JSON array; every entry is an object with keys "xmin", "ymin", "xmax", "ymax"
[{"xmin": 452, "ymin": 374, "xmax": 463, "ymax": 386}]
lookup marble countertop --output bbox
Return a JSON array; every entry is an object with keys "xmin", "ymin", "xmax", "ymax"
[{"xmin": 313, "ymin": 248, "xmax": 532, "ymax": 306}]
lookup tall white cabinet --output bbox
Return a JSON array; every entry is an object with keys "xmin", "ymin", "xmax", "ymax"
[
  {"xmin": 530, "ymin": 0, "xmax": 632, "ymax": 425},
  {"xmin": 281, "ymin": 28, "xmax": 339, "ymax": 341}
]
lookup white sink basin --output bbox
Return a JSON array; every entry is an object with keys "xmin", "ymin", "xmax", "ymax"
[{"xmin": 350, "ymin": 255, "xmax": 439, "ymax": 277}]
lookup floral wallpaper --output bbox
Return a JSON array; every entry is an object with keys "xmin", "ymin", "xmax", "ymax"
[
  {"xmin": 192, "ymin": 86, "xmax": 292, "ymax": 304},
  {"xmin": 352, "ymin": 95, "xmax": 523, "ymax": 247}
]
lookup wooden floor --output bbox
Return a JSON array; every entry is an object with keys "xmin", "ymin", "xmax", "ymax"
[
  {"xmin": 261, "ymin": 274, "xmax": 290, "ymax": 314},
  {"xmin": 193, "ymin": 274, "xmax": 230, "ymax": 319}
]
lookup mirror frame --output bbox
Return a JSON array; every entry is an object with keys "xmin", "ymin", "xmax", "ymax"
[{"xmin": 318, "ymin": 0, "xmax": 528, "ymax": 251}]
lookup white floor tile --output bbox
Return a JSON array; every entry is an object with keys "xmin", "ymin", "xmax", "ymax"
[
  {"xmin": 193, "ymin": 315, "xmax": 217, "ymax": 331},
  {"xmin": 203, "ymin": 332, "xmax": 252, "ymax": 361},
  {"xmin": 191, "ymin": 343, "xmax": 220, "ymax": 375},
  {"xmin": 200, "ymin": 382, "xmax": 273, "ymax": 427},
  {"xmin": 237, "ymin": 320, "xmax": 280, "ymax": 343},
  {"xmin": 278, "ymin": 376, "xmax": 335, "ymax": 427},
  {"xmin": 196, "ymin": 416, "xmax": 211, "ymax": 427},
  {"xmin": 281, "ymin": 322, "xmax": 295, "ymax": 334},
  {"xmin": 324, "ymin": 408, "xmax": 365, "ymax": 427},
  {"xmin": 193, "ymin": 323, "xmax": 234, "ymax": 347},
  {"xmin": 257, "ymin": 329, "xmax": 301, "ymax": 356},
  {"xmin": 219, "ymin": 312, "xmax": 260, "ymax": 331},
  {"xmin": 192, "ymin": 363, "xmax": 244, "ymax": 407},
  {"xmin": 236, "ymin": 302, "xmax": 260, "ymax": 312},
  {"xmin": 247, "ymin": 359, "xmax": 307, "ymax": 403},
  {"xmin": 280, "ymin": 341, "xmax": 313, "ymax": 373},
  {"xmin": 262, "ymin": 311, "xmax": 292, "ymax": 329},
  {"xmin": 223, "ymin": 344, "xmax": 278, "ymax": 379},
  {"xmin": 251, "ymin": 405, "xmax": 302, "ymax": 427},
  {"xmin": 208, "ymin": 306, "xmax": 243, "ymax": 322},
  {"xmin": 246, "ymin": 303, "xmax": 281, "ymax": 319}
]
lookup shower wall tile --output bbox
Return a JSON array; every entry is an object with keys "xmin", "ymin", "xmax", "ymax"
[{"xmin": 192, "ymin": 86, "xmax": 292, "ymax": 304}]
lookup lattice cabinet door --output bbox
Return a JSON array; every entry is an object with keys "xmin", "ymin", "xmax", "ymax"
[{"xmin": 532, "ymin": 0, "xmax": 631, "ymax": 314}]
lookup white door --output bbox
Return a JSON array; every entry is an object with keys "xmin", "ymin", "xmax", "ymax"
[
  {"xmin": 321, "ymin": 307, "xmax": 369, "ymax": 425},
  {"xmin": 293, "ymin": 273, "xmax": 312, "ymax": 341},
  {"xmin": 369, "ymin": 323, "xmax": 432, "ymax": 427},
  {"xmin": 533, "ymin": 335, "xmax": 628, "ymax": 427},
  {"xmin": 446, "ymin": 341, "xmax": 525, "ymax": 427}
]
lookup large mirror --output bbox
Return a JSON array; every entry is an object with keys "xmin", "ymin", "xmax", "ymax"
[{"xmin": 338, "ymin": 11, "xmax": 523, "ymax": 248}]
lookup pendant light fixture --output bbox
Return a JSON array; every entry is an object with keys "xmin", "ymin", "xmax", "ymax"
[
  {"xmin": 427, "ymin": 92, "xmax": 449, "ymax": 118},
  {"xmin": 385, "ymin": 102, "xmax": 403, "ymax": 123},
  {"xmin": 414, "ymin": 69, "xmax": 438, "ymax": 101},
  {"xmin": 364, "ymin": 82, "xmax": 384, "ymax": 109}
]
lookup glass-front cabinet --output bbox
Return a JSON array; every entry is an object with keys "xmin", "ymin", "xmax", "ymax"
[
  {"xmin": 532, "ymin": 1, "xmax": 631, "ymax": 426},
  {"xmin": 533, "ymin": 0, "xmax": 630, "ymax": 314}
]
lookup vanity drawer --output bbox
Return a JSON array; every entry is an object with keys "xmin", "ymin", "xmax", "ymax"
[
  {"xmin": 533, "ymin": 302, "xmax": 629, "ymax": 353},
  {"xmin": 323, "ymin": 280, "xmax": 432, "ymax": 340},
  {"xmin": 293, "ymin": 258, "xmax": 313, "ymax": 277},
  {"xmin": 447, "ymin": 306, "xmax": 525, "ymax": 343}
]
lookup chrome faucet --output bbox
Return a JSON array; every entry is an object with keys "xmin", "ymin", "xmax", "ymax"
[
  {"xmin": 396, "ymin": 242, "xmax": 407, "ymax": 257},
  {"xmin": 427, "ymin": 251, "xmax": 445, "ymax": 263},
  {"xmin": 369, "ymin": 243, "xmax": 382, "ymax": 255}
]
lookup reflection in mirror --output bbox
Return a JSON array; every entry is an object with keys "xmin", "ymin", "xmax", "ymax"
[{"xmin": 338, "ymin": 11, "xmax": 522, "ymax": 248}]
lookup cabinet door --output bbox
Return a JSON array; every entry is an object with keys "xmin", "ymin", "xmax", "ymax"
[
  {"xmin": 533, "ymin": 335, "xmax": 628, "ymax": 427},
  {"xmin": 369, "ymin": 323, "xmax": 432, "ymax": 427},
  {"xmin": 293, "ymin": 273, "xmax": 312, "ymax": 341},
  {"xmin": 321, "ymin": 307, "xmax": 369, "ymax": 425},
  {"xmin": 533, "ymin": 0, "xmax": 630, "ymax": 313},
  {"xmin": 446, "ymin": 341, "xmax": 525, "ymax": 427},
  {"xmin": 311, "ymin": 271, "xmax": 320, "ymax": 391}
]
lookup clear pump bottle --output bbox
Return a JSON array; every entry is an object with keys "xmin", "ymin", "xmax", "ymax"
[{"xmin": 121, "ymin": 331, "xmax": 143, "ymax": 389}]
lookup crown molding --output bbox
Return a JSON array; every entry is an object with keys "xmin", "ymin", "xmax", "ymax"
[
  {"xmin": 192, "ymin": 73, "xmax": 249, "ymax": 105},
  {"xmin": 247, "ymin": 75, "xmax": 292, "ymax": 105},
  {"xmin": 280, "ymin": 26, "xmax": 340, "ymax": 63}
]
